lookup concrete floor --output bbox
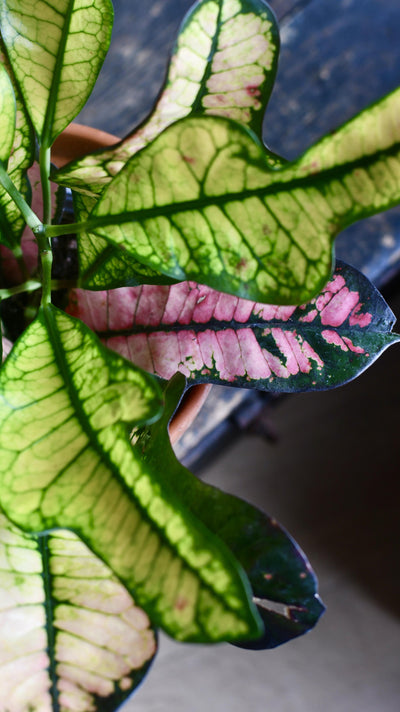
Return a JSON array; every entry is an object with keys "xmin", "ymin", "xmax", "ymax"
[{"xmin": 127, "ymin": 290, "xmax": 400, "ymax": 711}]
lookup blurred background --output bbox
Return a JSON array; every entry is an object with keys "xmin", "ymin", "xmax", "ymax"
[{"xmin": 77, "ymin": 1, "xmax": 400, "ymax": 709}]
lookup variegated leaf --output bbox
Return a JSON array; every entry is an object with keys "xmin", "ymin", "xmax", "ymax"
[
  {"xmin": 74, "ymin": 87, "xmax": 400, "ymax": 305},
  {"xmin": 0, "ymin": 512, "xmax": 156, "ymax": 712},
  {"xmin": 138, "ymin": 373, "xmax": 325, "ymax": 649},
  {"xmin": 54, "ymin": 0, "xmax": 280, "ymax": 196},
  {"xmin": 0, "ymin": 61, "xmax": 15, "ymax": 162},
  {"xmin": 0, "ymin": 49, "xmax": 34, "ymax": 249},
  {"xmin": 73, "ymin": 192, "xmax": 177, "ymax": 290},
  {"xmin": 67, "ymin": 261, "xmax": 400, "ymax": 393},
  {"xmin": 0, "ymin": 0, "xmax": 113, "ymax": 148},
  {"xmin": 0, "ymin": 307, "xmax": 262, "ymax": 643}
]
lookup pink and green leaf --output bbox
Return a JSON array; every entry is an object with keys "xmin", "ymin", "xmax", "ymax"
[
  {"xmin": 81, "ymin": 89, "xmax": 400, "ymax": 305},
  {"xmin": 0, "ymin": 307, "xmax": 262, "ymax": 643},
  {"xmin": 54, "ymin": 0, "xmax": 280, "ymax": 196},
  {"xmin": 0, "ymin": 513, "xmax": 157, "ymax": 712},
  {"xmin": 67, "ymin": 261, "xmax": 400, "ymax": 393}
]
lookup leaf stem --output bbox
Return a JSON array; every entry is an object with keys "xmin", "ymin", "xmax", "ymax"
[
  {"xmin": 0, "ymin": 279, "xmax": 42, "ymax": 300},
  {"xmin": 38, "ymin": 147, "xmax": 53, "ymax": 307},
  {"xmin": 0, "ymin": 162, "xmax": 43, "ymax": 233}
]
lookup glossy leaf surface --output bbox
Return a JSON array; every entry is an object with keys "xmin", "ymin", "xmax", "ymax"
[
  {"xmin": 0, "ymin": 307, "xmax": 262, "ymax": 642},
  {"xmin": 0, "ymin": 0, "xmax": 113, "ymax": 147},
  {"xmin": 86, "ymin": 87, "xmax": 400, "ymax": 304},
  {"xmin": 55, "ymin": 0, "xmax": 279, "ymax": 195},
  {"xmin": 74, "ymin": 192, "xmax": 176, "ymax": 291},
  {"xmin": 68, "ymin": 261, "xmax": 400, "ymax": 393},
  {"xmin": 138, "ymin": 374, "xmax": 324, "ymax": 649},
  {"xmin": 0, "ymin": 61, "xmax": 15, "ymax": 162},
  {"xmin": 0, "ymin": 513, "xmax": 156, "ymax": 712},
  {"xmin": 0, "ymin": 49, "xmax": 34, "ymax": 248}
]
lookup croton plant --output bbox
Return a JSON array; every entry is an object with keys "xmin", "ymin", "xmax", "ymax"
[{"xmin": 0, "ymin": 0, "xmax": 399, "ymax": 709}]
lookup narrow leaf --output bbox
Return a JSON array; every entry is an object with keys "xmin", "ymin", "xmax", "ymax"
[
  {"xmin": 0, "ymin": 0, "xmax": 113, "ymax": 147},
  {"xmin": 0, "ymin": 512, "xmax": 156, "ymax": 712},
  {"xmin": 85, "ymin": 88, "xmax": 400, "ymax": 304},
  {"xmin": 67, "ymin": 261, "xmax": 400, "ymax": 393},
  {"xmin": 0, "ymin": 307, "xmax": 262, "ymax": 642},
  {"xmin": 54, "ymin": 0, "xmax": 280, "ymax": 195},
  {"xmin": 0, "ymin": 60, "xmax": 15, "ymax": 162},
  {"xmin": 138, "ymin": 373, "xmax": 324, "ymax": 649}
]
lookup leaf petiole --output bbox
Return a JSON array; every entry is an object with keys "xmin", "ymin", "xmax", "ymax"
[
  {"xmin": 0, "ymin": 279, "xmax": 42, "ymax": 300},
  {"xmin": 0, "ymin": 162, "xmax": 43, "ymax": 234}
]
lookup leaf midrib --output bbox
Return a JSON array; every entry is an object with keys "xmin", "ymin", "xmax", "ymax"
[
  {"xmin": 89, "ymin": 140, "xmax": 400, "ymax": 234},
  {"xmin": 40, "ymin": 307, "xmax": 251, "ymax": 631},
  {"xmin": 41, "ymin": 0, "xmax": 75, "ymax": 147}
]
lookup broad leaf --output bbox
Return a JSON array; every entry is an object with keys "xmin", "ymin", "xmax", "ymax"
[
  {"xmin": 82, "ymin": 88, "xmax": 400, "ymax": 304},
  {"xmin": 137, "ymin": 374, "xmax": 325, "ymax": 649},
  {"xmin": 0, "ymin": 61, "xmax": 15, "ymax": 162},
  {"xmin": 54, "ymin": 0, "xmax": 280, "ymax": 196},
  {"xmin": 0, "ymin": 0, "xmax": 113, "ymax": 148},
  {"xmin": 0, "ymin": 512, "xmax": 156, "ymax": 712},
  {"xmin": 67, "ymin": 261, "xmax": 400, "ymax": 393},
  {"xmin": 73, "ymin": 192, "xmax": 177, "ymax": 291},
  {"xmin": 0, "ymin": 307, "xmax": 262, "ymax": 643}
]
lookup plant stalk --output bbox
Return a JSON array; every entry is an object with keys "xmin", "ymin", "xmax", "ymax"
[{"xmin": 38, "ymin": 147, "xmax": 53, "ymax": 307}]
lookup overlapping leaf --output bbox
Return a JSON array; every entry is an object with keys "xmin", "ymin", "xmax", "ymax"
[
  {"xmin": 0, "ymin": 513, "xmax": 156, "ymax": 712},
  {"xmin": 0, "ymin": 49, "xmax": 34, "ymax": 249},
  {"xmin": 0, "ymin": 0, "xmax": 113, "ymax": 148},
  {"xmin": 0, "ymin": 307, "xmax": 262, "ymax": 643},
  {"xmin": 67, "ymin": 261, "xmax": 400, "ymax": 392},
  {"xmin": 0, "ymin": 61, "xmax": 15, "ymax": 162},
  {"xmin": 73, "ymin": 192, "xmax": 177, "ymax": 291},
  {"xmin": 54, "ymin": 0, "xmax": 280, "ymax": 196},
  {"xmin": 75, "ymin": 88, "xmax": 400, "ymax": 305},
  {"xmin": 137, "ymin": 374, "xmax": 324, "ymax": 648},
  {"xmin": 53, "ymin": 0, "xmax": 280, "ymax": 291}
]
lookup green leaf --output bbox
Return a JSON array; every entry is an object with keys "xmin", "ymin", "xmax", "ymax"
[
  {"xmin": 0, "ymin": 0, "xmax": 113, "ymax": 148},
  {"xmin": 54, "ymin": 0, "xmax": 280, "ymax": 195},
  {"xmin": 0, "ymin": 511, "xmax": 156, "ymax": 712},
  {"xmin": 0, "ymin": 60, "xmax": 15, "ymax": 162},
  {"xmin": 0, "ymin": 46, "xmax": 35, "ymax": 248},
  {"xmin": 137, "ymin": 374, "xmax": 325, "ymax": 649},
  {"xmin": 73, "ymin": 192, "xmax": 177, "ymax": 291},
  {"xmin": 67, "ymin": 261, "xmax": 400, "ymax": 392},
  {"xmin": 85, "ymin": 88, "xmax": 400, "ymax": 304},
  {"xmin": 0, "ymin": 307, "xmax": 262, "ymax": 643}
]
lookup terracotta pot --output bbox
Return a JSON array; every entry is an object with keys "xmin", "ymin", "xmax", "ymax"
[{"xmin": 52, "ymin": 123, "xmax": 210, "ymax": 445}]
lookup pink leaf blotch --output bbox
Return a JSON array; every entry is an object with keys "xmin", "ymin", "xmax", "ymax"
[{"xmin": 67, "ymin": 262, "xmax": 398, "ymax": 392}]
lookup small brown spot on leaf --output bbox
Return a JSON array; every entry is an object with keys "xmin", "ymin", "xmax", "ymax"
[
  {"xmin": 175, "ymin": 596, "xmax": 188, "ymax": 611},
  {"xmin": 182, "ymin": 154, "xmax": 195, "ymax": 164},
  {"xmin": 246, "ymin": 85, "xmax": 261, "ymax": 97}
]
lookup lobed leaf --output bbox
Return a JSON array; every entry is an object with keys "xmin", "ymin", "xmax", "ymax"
[
  {"xmin": 0, "ymin": 512, "xmax": 156, "ymax": 712},
  {"xmin": 0, "ymin": 0, "xmax": 113, "ymax": 148},
  {"xmin": 54, "ymin": 0, "xmax": 280, "ymax": 195},
  {"xmin": 0, "ymin": 307, "xmax": 262, "ymax": 642},
  {"xmin": 138, "ymin": 373, "xmax": 325, "ymax": 649},
  {"xmin": 67, "ymin": 261, "xmax": 400, "ymax": 393},
  {"xmin": 83, "ymin": 88, "xmax": 400, "ymax": 305}
]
